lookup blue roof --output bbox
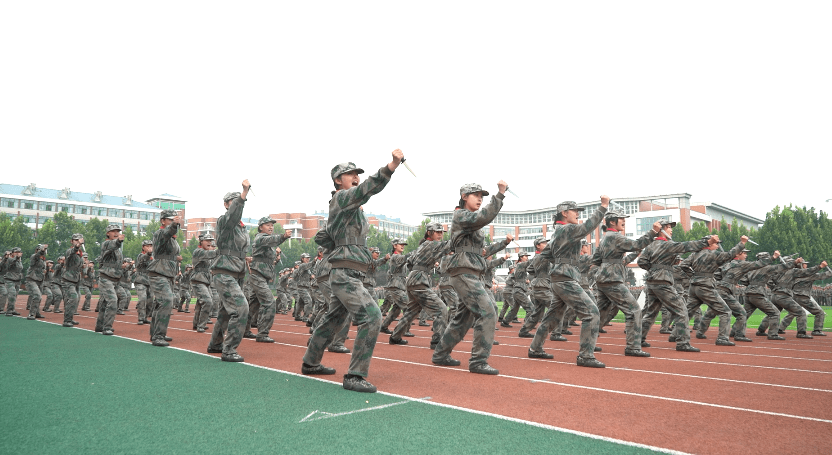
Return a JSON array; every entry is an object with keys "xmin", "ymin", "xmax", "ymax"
[{"xmin": 0, "ymin": 183, "xmax": 160, "ymax": 210}]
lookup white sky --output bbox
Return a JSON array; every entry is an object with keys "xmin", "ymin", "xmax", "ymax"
[{"xmin": 2, "ymin": 1, "xmax": 830, "ymax": 225}]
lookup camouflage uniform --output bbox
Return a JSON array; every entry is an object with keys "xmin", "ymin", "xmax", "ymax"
[
  {"xmin": 60, "ymin": 240, "xmax": 84, "ymax": 325},
  {"xmin": 178, "ymin": 268, "xmax": 193, "ymax": 312},
  {"xmin": 95, "ymin": 231, "xmax": 124, "ymax": 334},
  {"xmin": 295, "ymin": 257, "xmax": 317, "ymax": 321},
  {"xmin": 147, "ymin": 213, "xmax": 181, "ymax": 345},
  {"xmin": 245, "ymin": 219, "xmax": 290, "ymax": 341},
  {"xmin": 502, "ymin": 258, "xmax": 532, "ymax": 327},
  {"xmin": 758, "ymin": 262, "xmax": 823, "ymax": 337},
  {"xmin": 190, "ymin": 242, "xmax": 217, "ymax": 332},
  {"xmin": 438, "ymin": 254, "xmax": 458, "ymax": 320},
  {"xmin": 50, "ymin": 260, "xmax": 64, "ymax": 313},
  {"xmin": 709, "ymin": 254, "xmax": 766, "ymax": 340},
  {"xmin": 3, "ymin": 252, "xmax": 23, "ymax": 315},
  {"xmin": 561, "ymin": 250, "xmax": 595, "ymax": 336},
  {"xmin": 25, "ymin": 248, "xmax": 48, "ymax": 318},
  {"xmin": 432, "ymin": 184, "xmax": 505, "ymax": 373},
  {"xmin": 391, "ymin": 225, "xmax": 452, "ymax": 346},
  {"xmin": 380, "ymin": 246, "xmax": 411, "ymax": 332},
  {"xmin": 314, "ymin": 250, "xmax": 352, "ymax": 353},
  {"xmin": 303, "ymin": 162, "xmax": 395, "ymax": 388},
  {"xmin": 79, "ymin": 262, "xmax": 94, "ymax": 311},
  {"xmin": 735, "ymin": 254, "xmax": 787, "ymax": 339},
  {"xmin": 0, "ymin": 255, "xmax": 8, "ymax": 315},
  {"xmin": 117, "ymin": 261, "xmax": 133, "ymax": 313},
  {"xmin": 680, "ymin": 241, "xmax": 747, "ymax": 345},
  {"xmin": 135, "ymin": 249, "xmax": 153, "ymax": 324},
  {"xmin": 41, "ymin": 264, "xmax": 54, "ymax": 312},
  {"xmin": 277, "ymin": 272, "xmax": 291, "ymax": 313},
  {"xmin": 519, "ymin": 242, "xmax": 551, "ymax": 338},
  {"xmin": 208, "ymin": 194, "xmax": 251, "ymax": 359},
  {"xmin": 528, "ymin": 203, "xmax": 606, "ymax": 365},
  {"xmin": 499, "ymin": 267, "xmax": 515, "ymax": 322},
  {"xmin": 289, "ymin": 267, "xmax": 300, "ymax": 318},
  {"xmin": 784, "ymin": 266, "xmax": 832, "ymax": 334}
]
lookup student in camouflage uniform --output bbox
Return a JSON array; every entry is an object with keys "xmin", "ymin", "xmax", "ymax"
[
  {"xmin": 680, "ymin": 237, "xmax": 749, "ymax": 346},
  {"xmin": 60, "ymin": 235, "xmax": 85, "ymax": 326},
  {"xmin": 95, "ymin": 224, "xmax": 126, "ymax": 335},
  {"xmin": 117, "ymin": 259, "xmax": 134, "ymax": 314},
  {"xmin": 147, "ymin": 210, "xmax": 182, "ymax": 346},
  {"xmin": 277, "ymin": 269, "xmax": 291, "ymax": 314},
  {"xmin": 758, "ymin": 258, "xmax": 825, "ymax": 339},
  {"xmin": 294, "ymin": 253, "xmax": 317, "ymax": 322},
  {"xmin": 380, "ymin": 239, "xmax": 412, "ymax": 335},
  {"xmin": 177, "ymin": 265, "xmax": 193, "ymax": 312},
  {"xmin": 432, "ymin": 181, "xmax": 508, "ymax": 375},
  {"xmin": 41, "ymin": 260, "xmax": 55, "ymax": 312},
  {"xmin": 245, "ymin": 217, "xmax": 291, "ymax": 342},
  {"xmin": 289, "ymin": 263, "xmax": 300, "ymax": 318},
  {"xmin": 592, "ymin": 212, "xmax": 660, "ymax": 356},
  {"xmin": 134, "ymin": 240, "xmax": 153, "ymax": 325},
  {"xmin": 501, "ymin": 252, "xmax": 532, "ymax": 328},
  {"xmin": 437, "ymin": 252, "xmax": 458, "ymax": 321},
  {"xmin": 364, "ymin": 247, "xmax": 390, "ymax": 303},
  {"xmin": 527, "ymin": 199, "xmax": 607, "ymax": 367},
  {"xmin": 3, "ymin": 248, "xmax": 23, "ymax": 316},
  {"xmin": 708, "ymin": 248, "xmax": 765, "ymax": 342},
  {"xmin": 190, "ymin": 234, "xmax": 217, "ymax": 332},
  {"xmin": 312, "ymin": 246, "xmax": 352, "ymax": 354},
  {"xmin": 738, "ymin": 251, "xmax": 788, "ymax": 339},
  {"xmin": 563, "ymin": 240, "xmax": 594, "ymax": 338},
  {"xmin": 208, "ymin": 182, "xmax": 252, "ymax": 362},
  {"xmin": 25, "ymin": 244, "xmax": 49, "ymax": 319},
  {"xmin": 498, "ymin": 263, "xmax": 515, "ymax": 323},
  {"xmin": 0, "ymin": 251, "xmax": 9, "ymax": 316},
  {"xmin": 79, "ymin": 257, "xmax": 94, "ymax": 311},
  {"xmin": 518, "ymin": 238, "xmax": 549, "ymax": 338},
  {"xmin": 50, "ymin": 256, "xmax": 65, "ymax": 313},
  {"xmin": 302, "ymin": 151, "xmax": 403, "ymax": 393},
  {"xmin": 390, "ymin": 222, "xmax": 452, "ymax": 348},
  {"xmin": 783, "ymin": 262, "xmax": 831, "ymax": 336}
]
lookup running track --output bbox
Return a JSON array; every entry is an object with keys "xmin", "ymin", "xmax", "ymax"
[{"xmin": 13, "ymin": 296, "xmax": 832, "ymax": 454}]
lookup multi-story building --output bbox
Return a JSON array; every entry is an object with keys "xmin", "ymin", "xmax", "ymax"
[{"xmin": 0, "ymin": 182, "xmax": 164, "ymax": 233}]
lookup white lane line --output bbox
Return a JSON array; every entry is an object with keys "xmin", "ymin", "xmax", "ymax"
[{"xmin": 299, "ymin": 398, "xmax": 425, "ymax": 423}]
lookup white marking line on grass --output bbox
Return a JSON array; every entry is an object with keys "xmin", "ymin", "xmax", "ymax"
[{"xmin": 299, "ymin": 397, "xmax": 430, "ymax": 423}]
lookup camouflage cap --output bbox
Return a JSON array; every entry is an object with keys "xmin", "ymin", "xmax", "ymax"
[
  {"xmin": 223, "ymin": 192, "xmax": 241, "ymax": 203},
  {"xmin": 518, "ymin": 251, "xmax": 530, "ymax": 258},
  {"xmin": 580, "ymin": 239, "xmax": 590, "ymax": 246},
  {"xmin": 160, "ymin": 210, "xmax": 177, "ymax": 220},
  {"xmin": 459, "ymin": 183, "xmax": 489, "ymax": 197},
  {"xmin": 533, "ymin": 237, "xmax": 548, "ymax": 247},
  {"xmin": 505, "ymin": 260, "xmax": 514, "ymax": 269},
  {"xmin": 426, "ymin": 222, "xmax": 445, "ymax": 232},
  {"xmin": 756, "ymin": 252, "xmax": 771, "ymax": 260},
  {"xmin": 604, "ymin": 210, "xmax": 629, "ymax": 219},
  {"xmin": 46, "ymin": 260, "xmax": 54, "ymax": 264},
  {"xmin": 556, "ymin": 201, "xmax": 585, "ymax": 212},
  {"xmin": 106, "ymin": 224, "xmax": 122, "ymax": 232},
  {"xmin": 82, "ymin": 253, "xmax": 89, "ymax": 258},
  {"xmin": 11, "ymin": 247, "xmax": 21, "ymax": 253},
  {"xmin": 58, "ymin": 256, "xmax": 65, "ymax": 260},
  {"xmin": 675, "ymin": 254, "xmax": 683, "ymax": 262},
  {"xmin": 36, "ymin": 244, "xmax": 47, "ymax": 252},
  {"xmin": 142, "ymin": 239, "xmax": 153, "ymax": 246},
  {"xmin": 392, "ymin": 238, "xmax": 408, "ymax": 245},
  {"xmin": 294, "ymin": 261, "xmax": 301, "ymax": 266},
  {"xmin": 258, "ymin": 216, "xmax": 277, "ymax": 227},
  {"xmin": 331, "ymin": 162, "xmax": 365, "ymax": 180},
  {"xmin": 186, "ymin": 264, "xmax": 193, "ymax": 269},
  {"xmin": 369, "ymin": 247, "xmax": 380, "ymax": 253},
  {"xmin": 71, "ymin": 233, "xmax": 84, "ymax": 240},
  {"xmin": 740, "ymin": 249, "xmax": 751, "ymax": 253},
  {"xmin": 317, "ymin": 246, "xmax": 324, "ymax": 252},
  {"xmin": 657, "ymin": 218, "xmax": 677, "ymax": 228},
  {"xmin": 300, "ymin": 253, "xmax": 311, "ymax": 259},
  {"xmin": 123, "ymin": 257, "xmax": 132, "ymax": 262}
]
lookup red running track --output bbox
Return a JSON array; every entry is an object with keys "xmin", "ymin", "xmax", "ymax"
[{"xmin": 13, "ymin": 296, "xmax": 832, "ymax": 454}]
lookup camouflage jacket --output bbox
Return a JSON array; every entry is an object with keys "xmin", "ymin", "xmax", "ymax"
[
  {"xmin": 251, "ymin": 233, "xmax": 289, "ymax": 282},
  {"xmin": 81, "ymin": 264, "xmax": 95, "ymax": 286},
  {"xmin": 278, "ymin": 274, "xmax": 290, "ymax": 293},
  {"xmin": 99, "ymin": 239, "xmax": 124, "ymax": 280},
  {"xmin": 51, "ymin": 263, "xmax": 63, "ymax": 284},
  {"xmin": 793, "ymin": 267, "xmax": 832, "ymax": 296},
  {"xmin": 288, "ymin": 271, "xmax": 298, "ymax": 291},
  {"xmin": 0, "ymin": 257, "xmax": 9, "ymax": 283},
  {"xmin": 484, "ymin": 239, "xmax": 511, "ymax": 258},
  {"xmin": 61, "ymin": 246, "xmax": 84, "ymax": 283},
  {"xmin": 386, "ymin": 252, "xmax": 411, "ymax": 290},
  {"xmin": 406, "ymin": 239, "xmax": 452, "ymax": 288},
  {"xmin": 529, "ymin": 253, "xmax": 552, "ymax": 289},
  {"xmin": 327, "ymin": 166, "xmax": 394, "ymax": 269},
  {"xmin": 482, "ymin": 256, "xmax": 507, "ymax": 286},
  {"xmin": 4, "ymin": 256, "xmax": 23, "ymax": 281},
  {"xmin": 43, "ymin": 269, "xmax": 53, "ymax": 285},
  {"xmin": 511, "ymin": 261, "xmax": 532, "ymax": 291},
  {"xmin": 680, "ymin": 242, "xmax": 746, "ymax": 288},
  {"xmin": 448, "ymin": 193, "xmax": 505, "ymax": 274},
  {"xmin": 773, "ymin": 264, "xmax": 822, "ymax": 296},
  {"xmin": 119, "ymin": 268, "xmax": 134, "ymax": 289},
  {"xmin": 316, "ymin": 254, "xmax": 333, "ymax": 283},
  {"xmin": 190, "ymin": 248, "xmax": 217, "ymax": 285},
  {"xmin": 364, "ymin": 255, "xmax": 389, "ymax": 287},
  {"xmin": 505, "ymin": 272, "xmax": 515, "ymax": 288},
  {"xmin": 637, "ymin": 237, "xmax": 709, "ymax": 284},
  {"xmin": 134, "ymin": 253, "xmax": 152, "ymax": 286},
  {"xmin": 716, "ymin": 259, "xmax": 767, "ymax": 294},
  {"xmin": 438, "ymin": 254, "xmax": 453, "ymax": 288},
  {"xmin": 743, "ymin": 258, "xmax": 792, "ymax": 295},
  {"xmin": 577, "ymin": 254, "xmax": 596, "ymax": 289},
  {"xmin": 672, "ymin": 265, "xmax": 691, "ymax": 293},
  {"xmin": 148, "ymin": 222, "xmax": 181, "ymax": 278},
  {"xmin": 211, "ymin": 195, "xmax": 249, "ymax": 275},
  {"xmin": 26, "ymin": 252, "xmax": 47, "ymax": 282},
  {"xmin": 540, "ymin": 206, "xmax": 607, "ymax": 282},
  {"xmin": 296, "ymin": 260, "xmax": 316, "ymax": 288},
  {"xmin": 592, "ymin": 230, "xmax": 655, "ymax": 284}
]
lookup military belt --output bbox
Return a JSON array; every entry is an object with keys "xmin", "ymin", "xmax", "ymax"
[
  {"xmin": 218, "ymin": 249, "xmax": 247, "ymax": 260},
  {"xmin": 552, "ymin": 258, "xmax": 576, "ymax": 265},
  {"xmin": 335, "ymin": 236, "xmax": 366, "ymax": 247},
  {"xmin": 154, "ymin": 254, "xmax": 178, "ymax": 261},
  {"xmin": 456, "ymin": 246, "xmax": 481, "ymax": 254},
  {"xmin": 449, "ymin": 267, "xmax": 482, "ymax": 277},
  {"xmin": 329, "ymin": 259, "xmax": 369, "ymax": 274}
]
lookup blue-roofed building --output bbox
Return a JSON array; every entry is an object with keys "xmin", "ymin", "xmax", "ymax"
[{"xmin": 0, "ymin": 182, "xmax": 164, "ymax": 233}]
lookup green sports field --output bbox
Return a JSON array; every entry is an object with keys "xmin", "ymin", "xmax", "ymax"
[{"xmin": 0, "ymin": 317, "xmax": 668, "ymax": 454}]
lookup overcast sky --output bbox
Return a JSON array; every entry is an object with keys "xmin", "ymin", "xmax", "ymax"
[{"xmin": 2, "ymin": 1, "xmax": 830, "ymax": 226}]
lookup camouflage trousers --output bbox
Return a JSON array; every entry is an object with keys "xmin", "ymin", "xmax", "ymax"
[
  {"xmin": 499, "ymin": 290, "xmax": 514, "ymax": 321},
  {"xmin": 439, "ymin": 286, "xmax": 459, "ymax": 323},
  {"xmin": 210, "ymin": 285, "xmax": 220, "ymax": 318},
  {"xmin": 530, "ymin": 280, "xmax": 599, "ymax": 360},
  {"xmin": 0, "ymin": 281, "xmax": 6, "ymax": 314},
  {"xmin": 41, "ymin": 285, "xmax": 54, "ymax": 311},
  {"xmin": 244, "ymin": 273, "xmax": 276, "ymax": 339},
  {"xmin": 135, "ymin": 283, "xmax": 152, "ymax": 321},
  {"xmin": 149, "ymin": 275, "xmax": 176, "ymax": 342},
  {"xmin": 179, "ymin": 288, "xmax": 191, "ymax": 309},
  {"xmin": 596, "ymin": 283, "xmax": 642, "ymax": 351},
  {"xmin": 308, "ymin": 285, "xmax": 328, "ymax": 325},
  {"xmin": 208, "ymin": 273, "xmax": 249, "ymax": 356},
  {"xmin": 290, "ymin": 290, "xmax": 300, "ymax": 316},
  {"xmin": 95, "ymin": 277, "xmax": 120, "ymax": 332},
  {"xmin": 380, "ymin": 287, "xmax": 408, "ymax": 330},
  {"xmin": 79, "ymin": 285, "xmax": 92, "ymax": 310},
  {"xmin": 276, "ymin": 291, "xmax": 289, "ymax": 313},
  {"xmin": 316, "ymin": 279, "xmax": 350, "ymax": 350},
  {"xmin": 392, "ymin": 285, "xmax": 448, "ymax": 345},
  {"xmin": 50, "ymin": 283, "xmax": 63, "ymax": 312},
  {"xmin": 519, "ymin": 287, "xmax": 552, "ymax": 336},
  {"xmin": 759, "ymin": 292, "xmax": 807, "ymax": 334},
  {"xmin": 190, "ymin": 282, "xmax": 213, "ymax": 331},
  {"xmin": 550, "ymin": 290, "xmax": 593, "ymax": 338},
  {"xmin": 294, "ymin": 287, "xmax": 314, "ymax": 320},
  {"xmin": 642, "ymin": 282, "xmax": 690, "ymax": 347},
  {"xmin": 703, "ymin": 286, "xmax": 747, "ymax": 337},
  {"xmin": 26, "ymin": 279, "xmax": 44, "ymax": 317},
  {"xmin": 4, "ymin": 281, "xmax": 20, "ymax": 314},
  {"xmin": 738, "ymin": 293, "xmax": 780, "ymax": 337},
  {"xmin": 117, "ymin": 285, "xmax": 130, "ymax": 311},
  {"xmin": 61, "ymin": 280, "xmax": 80, "ymax": 324},
  {"xmin": 782, "ymin": 295, "xmax": 825, "ymax": 332},
  {"xmin": 504, "ymin": 288, "xmax": 532, "ymax": 325},
  {"xmin": 380, "ymin": 289, "xmax": 394, "ymax": 314},
  {"xmin": 303, "ymin": 268, "xmax": 381, "ymax": 378},
  {"xmin": 433, "ymin": 273, "xmax": 496, "ymax": 368},
  {"xmin": 687, "ymin": 284, "xmax": 731, "ymax": 342}
]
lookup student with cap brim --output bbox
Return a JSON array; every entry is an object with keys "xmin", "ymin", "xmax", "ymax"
[
  {"xmin": 135, "ymin": 239, "xmax": 154, "ymax": 325},
  {"xmin": 78, "ymin": 254, "xmax": 94, "ymax": 311},
  {"xmin": 2, "ymin": 248, "xmax": 24, "ymax": 316},
  {"xmin": 432, "ymin": 179, "xmax": 509, "ymax": 375},
  {"xmin": 517, "ymin": 237, "xmax": 551, "ymax": 338},
  {"xmin": 379, "ymin": 238, "xmax": 411, "ymax": 336},
  {"xmin": 93, "ymin": 224, "xmax": 125, "ymax": 335},
  {"xmin": 705, "ymin": 247, "xmax": 760, "ymax": 343},
  {"xmin": 245, "ymin": 216, "xmax": 291, "ymax": 342},
  {"xmin": 302, "ymin": 149, "xmax": 404, "ymax": 393},
  {"xmin": 59, "ymin": 233, "xmax": 86, "ymax": 327},
  {"xmin": 757, "ymin": 256, "xmax": 827, "ymax": 339},
  {"xmin": 501, "ymin": 251, "xmax": 533, "ymax": 331},
  {"xmin": 189, "ymin": 235, "xmax": 214, "ymax": 333},
  {"xmin": 779, "ymin": 259, "xmax": 832, "ymax": 337},
  {"xmin": 24, "ymin": 244, "xmax": 49, "ymax": 319}
]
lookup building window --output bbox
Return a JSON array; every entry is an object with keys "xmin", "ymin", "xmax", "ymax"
[
  {"xmin": 108, "ymin": 208, "xmax": 120, "ymax": 217},
  {"xmin": 22, "ymin": 200, "xmax": 35, "ymax": 210},
  {"xmin": 91, "ymin": 207, "xmax": 107, "ymax": 217},
  {"xmin": 38, "ymin": 202, "xmax": 54, "ymax": 211},
  {"xmin": 1, "ymin": 198, "xmax": 16, "ymax": 208},
  {"xmin": 638, "ymin": 216, "xmax": 671, "ymax": 235},
  {"xmin": 57, "ymin": 203, "xmax": 72, "ymax": 213},
  {"xmin": 126, "ymin": 211, "xmax": 138, "ymax": 219},
  {"xmin": 77, "ymin": 206, "xmax": 89, "ymax": 215}
]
